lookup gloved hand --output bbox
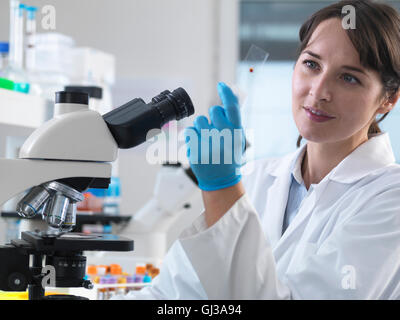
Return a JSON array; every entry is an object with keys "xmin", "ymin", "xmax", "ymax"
[{"xmin": 184, "ymin": 82, "xmax": 245, "ymax": 191}]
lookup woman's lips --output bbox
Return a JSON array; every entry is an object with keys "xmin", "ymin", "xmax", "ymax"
[{"xmin": 303, "ymin": 106, "xmax": 336, "ymax": 123}]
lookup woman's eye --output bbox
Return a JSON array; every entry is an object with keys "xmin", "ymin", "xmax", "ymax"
[
  {"xmin": 303, "ymin": 60, "xmax": 319, "ymax": 70},
  {"xmin": 342, "ymin": 74, "xmax": 360, "ymax": 85}
]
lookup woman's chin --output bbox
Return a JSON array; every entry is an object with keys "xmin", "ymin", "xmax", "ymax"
[{"xmin": 297, "ymin": 127, "xmax": 334, "ymax": 144}]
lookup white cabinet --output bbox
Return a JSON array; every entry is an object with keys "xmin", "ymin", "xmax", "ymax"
[{"xmin": 0, "ymin": 89, "xmax": 52, "ymax": 129}]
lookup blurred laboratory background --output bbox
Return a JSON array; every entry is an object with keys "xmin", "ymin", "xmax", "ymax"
[{"xmin": 1, "ymin": 0, "xmax": 400, "ymax": 299}]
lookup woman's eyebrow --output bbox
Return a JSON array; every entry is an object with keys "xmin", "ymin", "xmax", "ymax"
[
  {"xmin": 303, "ymin": 50, "xmax": 368, "ymax": 77},
  {"xmin": 342, "ymin": 65, "xmax": 368, "ymax": 76},
  {"xmin": 303, "ymin": 50, "xmax": 321, "ymax": 60}
]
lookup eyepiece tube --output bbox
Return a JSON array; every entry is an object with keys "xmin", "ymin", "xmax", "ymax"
[
  {"xmin": 103, "ymin": 87, "xmax": 195, "ymax": 149},
  {"xmin": 151, "ymin": 88, "xmax": 194, "ymax": 121}
]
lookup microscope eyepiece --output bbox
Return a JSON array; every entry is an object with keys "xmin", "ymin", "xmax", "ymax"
[
  {"xmin": 55, "ymin": 91, "xmax": 89, "ymax": 105},
  {"xmin": 151, "ymin": 88, "xmax": 194, "ymax": 121},
  {"xmin": 103, "ymin": 87, "xmax": 195, "ymax": 149}
]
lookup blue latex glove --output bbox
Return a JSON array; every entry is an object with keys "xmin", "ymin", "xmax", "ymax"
[{"xmin": 184, "ymin": 82, "xmax": 245, "ymax": 191}]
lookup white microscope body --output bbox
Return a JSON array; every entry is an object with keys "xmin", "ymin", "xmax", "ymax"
[
  {"xmin": 0, "ymin": 87, "xmax": 195, "ymax": 236},
  {"xmin": 0, "ymin": 88, "xmax": 196, "ymax": 299},
  {"xmin": 0, "ymin": 96, "xmax": 117, "ymax": 232}
]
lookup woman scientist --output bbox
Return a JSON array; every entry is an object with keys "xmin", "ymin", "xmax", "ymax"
[{"xmin": 118, "ymin": 0, "xmax": 400, "ymax": 299}]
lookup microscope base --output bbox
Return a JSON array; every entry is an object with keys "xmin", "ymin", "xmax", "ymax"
[{"xmin": 0, "ymin": 231, "xmax": 134, "ymax": 300}]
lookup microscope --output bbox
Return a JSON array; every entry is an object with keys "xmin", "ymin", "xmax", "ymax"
[{"xmin": 0, "ymin": 88, "xmax": 194, "ymax": 299}]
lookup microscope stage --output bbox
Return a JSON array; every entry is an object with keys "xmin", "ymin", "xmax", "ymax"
[{"xmin": 12, "ymin": 231, "xmax": 134, "ymax": 253}]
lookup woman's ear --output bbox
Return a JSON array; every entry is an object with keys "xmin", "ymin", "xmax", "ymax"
[{"xmin": 377, "ymin": 90, "xmax": 400, "ymax": 114}]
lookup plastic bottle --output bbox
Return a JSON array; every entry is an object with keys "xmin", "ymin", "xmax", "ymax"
[
  {"xmin": 149, "ymin": 267, "xmax": 160, "ymax": 279},
  {"xmin": 5, "ymin": 2, "xmax": 30, "ymax": 94},
  {"xmin": 97, "ymin": 265, "xmax": 108, "ymax": 276},
  {"xmin": 133, "ymin": 274, "xmax": 143, "ymax": 283},
  {"xmin": 136, "ymin": 264, "xmax": 146, "ymax": 276},
  {"xmin": 0, "ymin": 78, "xmax": 14, "ymax": 91},
  {"xmin": 143, "ymin": 273, "xmax": 152, "ymax": 283},
  {"xmin": 103, "ymin": 159, "xmax": 121, "ymax": 216},
  {"xmin": 134, "ymin": 264, "xmax": 146, "ymax": 283},
  {"xmin": 13, "ymin": 82, "xmax": 30, "ymax": 94},
  {"xmin": 93, "ymin": 276, "xmax": 101, "ymax": 284},
  {"xmin": 86, "ymin": 188, "xmax": 106, "ymax": 213},
  {"xmin": 0, "ymin": 42, "xmax": 9, "ymax": 76},
  {"xmin": 110, "ymin": 264, "xmax": 122, "ymax": 276},
  {"xmin": 103, "ymin": 176, "xmax": 121, "ymax": 215},
  {"xmin": 0, "ymin": 42, "xmax": 15, "ymax": 91},
  {"xmin": 86, "ymin": 265, "xmax": 98, "ymax": 279},
  {"xmin": 146, "ymin": 263, "xmax": 154, "ymax": 273},
  {"xmin": 126, "ymin": 275, "xmax": 134, "ymax": 284},
  {"xmin": 103, "ymin": 224, "xmax": 112, "ymax": 234}
]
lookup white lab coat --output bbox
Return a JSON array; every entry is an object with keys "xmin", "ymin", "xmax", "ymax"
[{"xmin": 117, "ymin": 132, "xmax": 400, "ymax": 300}]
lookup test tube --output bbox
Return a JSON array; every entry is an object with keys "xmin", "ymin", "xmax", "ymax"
[
  {"xmin": 25, "ymin": 6, "xmax": 37, "ymax": 71},
  {"xmin": 8, "ymin": 0, "xmax": 20, "ymax": 68},
  {"xmin": 108, "ymin": 276, "xmax": 117, "ymax": 299},
  {"xmin": 98, "ymin": 277, "xmax": 108, "ymax": 300},
  {"xmin": 117, "ymin": 277, "xmax": 127, "ymax": 295},
  {"xmin": 15, "ymin": 3, "xmax": 25, "ymax": 70}
]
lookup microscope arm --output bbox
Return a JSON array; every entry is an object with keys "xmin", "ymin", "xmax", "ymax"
[{"xmin": 20, "ymin": 109, "xmax": 118, "ymax": 162}]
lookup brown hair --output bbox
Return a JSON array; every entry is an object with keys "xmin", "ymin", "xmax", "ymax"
[{"xmin": 296, "ymin": 0, "xmax": 400, "ymax": 147}]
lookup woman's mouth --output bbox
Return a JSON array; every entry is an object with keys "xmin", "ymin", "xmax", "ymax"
[{"xmin": 303, "ymin": 106, "xmax": 336, "ymax": 123}]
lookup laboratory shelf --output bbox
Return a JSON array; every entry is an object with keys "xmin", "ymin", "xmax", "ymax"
[
  {"xmin": 93, "ymin": 282, "xmax": 149, "ymax": 289},
  {"xmin": 0, "ymin": 88, "xmax": 52, "ymax": 129}
]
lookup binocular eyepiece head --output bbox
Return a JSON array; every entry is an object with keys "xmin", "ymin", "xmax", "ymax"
[{"xmin": 103, "ymin": 87, "xmax": 195, "ymax": 149}]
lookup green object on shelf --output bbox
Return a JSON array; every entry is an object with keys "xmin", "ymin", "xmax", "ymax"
[
  {"xmin": 14, "ymin": 82, "xmax": 30, "ymax": 94},
  {"xmin": 0, "ymin": 77, "xmax": 14, "ymax": 90}
]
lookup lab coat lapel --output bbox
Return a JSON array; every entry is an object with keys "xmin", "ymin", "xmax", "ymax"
[
  {"xmin": 274, "ymin": 133, "xmax": 396, "ymax": 246},
  {"xmin": 328, "ymin": 132, "xmax": 395, "ymax": 183},
  {"xmin": 276, "ymin": 175, "xmax": 329, "ymax": 246},
  {"xmin": 262, "ymin": 147, "xmax": 306, "ymax": 248}
]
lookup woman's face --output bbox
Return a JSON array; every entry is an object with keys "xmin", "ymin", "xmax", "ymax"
[{"xmin": 292, "ymin": 18, "xmax": 389, "ymax": 144}]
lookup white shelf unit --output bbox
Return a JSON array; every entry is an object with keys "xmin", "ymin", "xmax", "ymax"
[{"xmin": 0, "ymin": 89, "xmax": 52, "ymax": 129}]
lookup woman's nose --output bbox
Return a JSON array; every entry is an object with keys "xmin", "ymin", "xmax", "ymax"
[{"xmin": 309, "ymin": 74, "xmax": 332, "ymax": 102}]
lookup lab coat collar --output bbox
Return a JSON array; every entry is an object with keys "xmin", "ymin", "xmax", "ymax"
[
  {"xmin": 268, "ymin": 132, "xmax": 395, "ymax": 184},
  {"xmin": 328, "ymin": 132, "xmax": 395, "ymax": 183},
  {"xmin": 290, "ymin": 147, "xmax": 306, "ymax": 185},
  {"xmin": 268, "ymin": 144, "xmax": 307, "ymax": 178}
]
